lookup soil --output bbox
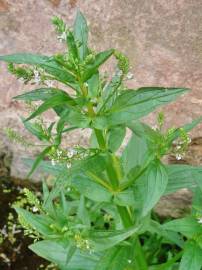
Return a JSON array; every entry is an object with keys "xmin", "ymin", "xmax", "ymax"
[{"xmin": 0, "ymin": 176, "xmax": 49, "ymax": 270}]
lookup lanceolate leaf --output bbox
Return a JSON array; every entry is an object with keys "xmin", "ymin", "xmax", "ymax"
[
  {"xmin": 95, "ymin": 246, "xmax": 133, "ymax": 270},
  {"xmin": 30, "ymin": 240, "xmax": 99, "ymax": 270},
  {"xmin": 179, "ymin": 241, "xmax": 202, "ymax": 270},
  {"xmin": 71, "ymin": 173, "xmax": 112, "ymax": 202},
  {"xmin": 15, "ymin": 88, "xmax": 72, "ymax": 117},
  {"xmin": 15, "ymin": 207, "xmax": 54, "ymax": 236},
  {"xmin": 25, "ymin": 92, "xmax": 75, "ymax": 121},
  {"xmin": 95, "ymin": 87, "xmax": 189, "ymax": 128},
  {"xmin": 77, "ymin": 196, "xmax": 91, "ymax": 227},
  {"xmin": 13, "ymin": 88, "xmax": 65, "ymax": 101},
  {"xmin": 113, "ymin": 188, "xmax": 136, "ymax": 206},
  {"xmin": 87, "ymin": 73, "xmax": 100, "ymax": 98},
  {"xmin": 135, "ymin": 160, "xmax": 168, "ymax": 216},
  {"xmin": 0, "ymin": 53, "xmax": 49, "ymax": 65},
  {"xmin": 0, "ymin": 53, "xmax": 78, "ymax": 88},
  {"xmin": 74, "ymin": 10, "xmax": 88, "ymax": 60},
  {"xmin": 89, "ymin": 224, "xmax": 141, "ymax": 251},
  {"xmin": 167, "ymin": 116, "xmax": 202, "ymax": 144},
  {"xmin": 66, "ymin": 31, "xmax": 79, "ymax": 59},
  {"xmin": 22, "ymin": 118, "xmax": 50, "ymax": 141},
  {"xmin": 28, "ymin": 146, "xmax": 52, "ymax": 177},
  {"xmin": 83, "ymin": 49, "xmax": 114, "ymax": 81},
  {"xmin": 98, "ymin": 71, "xmax": 122, "ymax": 112},
  {"xmin": 107, "ymin": 125, "xmax": 126, "ymax": 152},
  {"xmin": 163, "ymin": 217, "xmax": 202, "ymax": 238},
  {"xmin": 121, "ymin": 122, "xmax": 149, "ymax": 173},
  {"xmin": 165, "ymin": 165, "xmax": 202, "ymax": 195}
]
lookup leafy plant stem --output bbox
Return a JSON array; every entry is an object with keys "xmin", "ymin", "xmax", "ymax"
[
  {"xmin": 116, "ymin": 196, "xmax": 148, "ymax": 270},
  {"xmin": 135, "ymin": 237, "xmax": 149, "ymax": 270},
  {"xmin": 94, "ymin": 128, "xmax": 106, "ymax": 150}
]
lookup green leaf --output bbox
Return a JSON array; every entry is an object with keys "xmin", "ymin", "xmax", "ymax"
[
  {"xmin": 29, "ymin": 240, "xmax": 99, "ymax": 270},
  {"xmin": 25, "ymin": 92, "xmax": 75, "ymax": 121},
  {"xmin": 95, "ymin": 246, "xmax": 133, "ymax": 270},
  {"xmin": 66, "ymin": 31, "xmax": 79, "ymax": 59},
  {"xmin": 107, "ymin": 125, "xmax": 126, "ymax": 152},
  {"xmin": 66, "ymin": 110, "xmax": 90, "ymax": 128},
  {"xmin": 71, "ymin": 173, "xmax": 112, "ymax": 202},
  {"xmin": 163, "ymin": 217, "xmax": 202, "ymax": 238},
  {"xmin": 28, "ymin": 146, "xmax": 52, "ymax": 177},
  {"xmin": 0, "ymin": 53, "xmax": 49, "ymax": 65},
  {"xmin": 77, "ymin": 195, "xmax": 91, "ymax": 227},
  {"xmin": 23, "ymin": 159, "xmax": 65, "ymax": 176},
  {"xmin": 71, "ymin": 153, "xmax": 107, "ymax": 175},
  {"xmin": 15, "ymin": 207, "xmax": 54, "ymax": 236},
  {"xmin": 113, "ymin": 188, "xmax": 136, "ymax": 206},
  {"xmin": 22, "ymin": 118, "xmax": 49, "ymax": 141},
  {"xmin": 98, "ymin": 71, "xmax": 122, "ymax": 112},
  {"xmin": 165, "ymin": 165, "xmax": 202, "ymax": 195},
  {"xmin": 42, "ymin": 180, "xmax": 50, "ymax": 204},
  {"xmin": 74, "ymin": 10, "xmax": 88, "ymax": 60},
  {"xmin": 87, "ymin": 73, "xmax": 99, "ymax": 98},
  {"xmin": 89, "ymin": 224, "xmax": 141, "ymax": 251},
  {"xmin": 148, "ymin": 220, "xmax": 184, "ymax": 248},
  {"xmin": 14, "ymin": 88, "xmax": 71, "ymax": 116},
  {"xmin": 168, "ymin": 116, "xmax": 202, "ymax": 143},
  {"xmin": 96, "ymin": 87, "xmax": 189, "ymax": 128},
  {"xmin": 13, "ymin": 88, "xmax": 64, "ymax": 101},
  {"xmin": 121, "ymin": 122, "xmax": 149, "ymax": 173},
  {"xmin": 135, "ymin": 160, "xmax": 168, "ymax": 216},
  {"xmin": 0, "ymin": 53, "xmax": 78, "ymax": 89},
  {"xmin": 83, "ymin": 49, "xmax": 114, "ymax": 81},
  {"xmin": 179, "ymin": 241, "xmax": 202, "ymax": 270}
]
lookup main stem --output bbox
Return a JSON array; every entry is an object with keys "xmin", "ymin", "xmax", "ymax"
[
  {"xmin": 82, "ymin": 79, "xmax": 148, "ymax": 270},
  {"xmin": 94, "ymin": 127, "xmax": 148, "ymax": 270}
]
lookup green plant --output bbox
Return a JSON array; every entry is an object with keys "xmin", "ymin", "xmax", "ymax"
[{"xmin": 1, "ymin": 10, "xmax": 202, "ymax": 270}]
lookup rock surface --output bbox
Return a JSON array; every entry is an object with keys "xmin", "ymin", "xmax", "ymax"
[{"xmin": 0, "ymin": 0, "xmax": 202, "ymax": 183}]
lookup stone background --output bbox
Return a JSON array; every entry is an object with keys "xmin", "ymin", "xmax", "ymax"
[{"xmin": 0, "ymin": 0, "xmax": 202, "ymax": 179}]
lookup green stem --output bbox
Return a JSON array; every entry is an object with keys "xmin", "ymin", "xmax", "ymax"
[
  {"xmin": 88, "ymin": 89, "xmax": 147, "ymax": 269},
  {"xmin": 117, "ymin": 205, "xmax": 148, "ymax": 270},
  {"xmin": 94, "ymin": 128, "xmax": 106, "ymax": 150},
  {"xmin": 105, "ymin": 153, "xmax": 120, "ymax": 189},
  {"xmin": 117, "ymin": 205, "xmax": 132, "ymax": 228},
  {"xmin": 135, "ymin": 238, "xmax": 148, "ymax": 270}
]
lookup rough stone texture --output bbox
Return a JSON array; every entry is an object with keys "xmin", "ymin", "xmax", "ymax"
[{"xmin": 0, "ymin": 0, "xmax": 202, "ymax": 181}]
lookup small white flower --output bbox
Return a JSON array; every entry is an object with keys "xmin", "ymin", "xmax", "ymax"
[
  {"xmin": 151, "ymin": 125, "xmax": 158, "ymax": 131},
  {"xmin": 51, "ymin": 159, "xmax": 56, "ymax": 166},
  {"xmin": 67, "ymin": 148, "xmax": 77, "ymax": 158},
  {"xmin": 57, "ymin": 32, "xmax": 67, "ymax": 42},
  {"xmin": 117, "ymin": 70, "xmax": 123, "ymax": 77},
  {"xmin": 128, "ymin": 259, "xmax": 132, "ymax": 264},
  {"xmin": 33, "ymin": 70, "xmax": 41, "ymax": 84},
  {"xmin": 46, "ymin": 80, "xmax": 54, "ymax": 87},
  {"xmin": 67, "ymin": 187, "xmax": 71, "ymax": 192},
  {"xmin": 67, "ymin": 162, "xmax": 71, "ymax": 169},
  {"xmin": 32, "ymin": 206, "xmax": 38, "ymax": 213},
  {"xmin": 57, "ymin": 149, "xmax": 62, "ymax": 157},
  {"xmin": 175, "ymin": 154, "xmax": 182, "ymax": 160},
  {"xmin": 198, "ymin": 217, "xmax": 202, "ymax": 224},
  {"xmin": 126, "ymin": 72, "xmax": 134, "ymax": 80}
]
